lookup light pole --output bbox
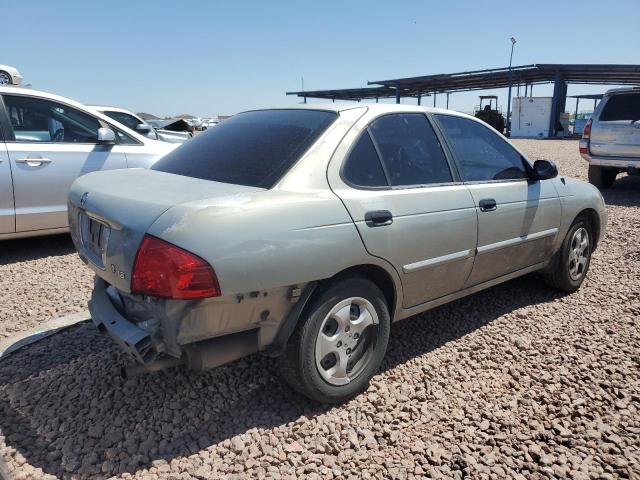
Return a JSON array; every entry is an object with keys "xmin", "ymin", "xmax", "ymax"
[{"xmin": 506, "ymin": 36, "xmax": 517, "ymax": 137}]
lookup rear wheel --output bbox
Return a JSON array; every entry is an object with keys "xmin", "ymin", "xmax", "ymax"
[
  {"xmin": 543, "ymin": 216, "xmax": 592, "ymax": 292},
  {"xmin": 588, "ymin": 165, "xmax": 617, "ymax": 189},
  {"xmin": 0, "ymin": 71, "xmax": 12, "ymax": 85},
  {"xmin": 279, "ymin": 277, "xmax": 390, "ymax": 403}
]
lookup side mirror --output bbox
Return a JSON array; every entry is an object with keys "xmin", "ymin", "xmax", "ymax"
[
  {"xmin": 532, "ymin": 159, "xmax": 558, "ymax": 180},
  {"xmin": 135, "ymin": 123, "xmax": 152, "ymax": 134},
  {"xmin": 97, "ymin": 127, "xmax": 116, "ymax": 144}
]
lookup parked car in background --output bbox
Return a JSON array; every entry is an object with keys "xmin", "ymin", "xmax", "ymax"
[
  {"xmin": 70, "ymin": 105, "xmax": 606, "ymax": 403},
  {"xmin": 90, "ymin": 106, "xmax": 190, "ymax": 144},
  {"xmin": 580, "ymin": 87, "xmax": 640, "ymax": 189},
  {"xmin": 0, "ymin": 65, "xmax": 23, "ymax": 86},
  {"xmin": 146, "ymin": 119, "xmax": 193, "ymax": 143},
  {"xmin": 0, "ymin": 87, "xmax": 177, "ymax": 239}
]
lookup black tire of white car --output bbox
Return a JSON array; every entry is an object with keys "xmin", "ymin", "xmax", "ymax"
[
  {"xmin": 588, "ymin": 165, "xmax": 617, "ymax": 190},
  {"xmin": 280, "ymin": 277, "xmax": 391, "ymax": 404},
  {"xmin": 0, "ymin": 71, "xmax": 12, "ymax": 85},
  {"xmin": 543, "ymin": 216, "xmax": 592, "ymax": 292}
]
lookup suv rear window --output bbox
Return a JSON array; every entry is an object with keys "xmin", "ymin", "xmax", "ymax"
[
  {"xmin": 599, "ymin": 93, "xmax": 640, "ymax": 122},
  {"xmin": 152, "ymin": 109, "xmax": 337, "ymax": 188}
]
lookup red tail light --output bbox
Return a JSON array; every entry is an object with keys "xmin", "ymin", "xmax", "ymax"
[
  {"xmin": 579, "ymin": 119, "xmax": 592, "ymax": 154},
  {"xmin": 131, "ymin": 235, "xmax": 220, "ymax": 299},
  {"xmin": 582, "ymin": 119, "xmax": 592, "ymax": 139}
]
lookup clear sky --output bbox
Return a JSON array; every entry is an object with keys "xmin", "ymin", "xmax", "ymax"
[{"xmin": 3, "ymin": 0, "xmax": 639, "ymax": 117}]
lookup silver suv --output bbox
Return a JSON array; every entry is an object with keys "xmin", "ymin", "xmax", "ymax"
[{"xmin": 580, "ymin": 87, "xmax": 640, "ymax": 189}]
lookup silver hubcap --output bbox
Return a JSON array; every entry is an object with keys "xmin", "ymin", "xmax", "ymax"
[
  {"xmin": 568, "ymin": 227, "xmax": 590, "ymax": 281},
  {"xmin": 315, "ymin": 297, "xmax": 378, "ymax": 386},
  {"xmin": 0, "ymin": 73, "xmax": 10, "ymax": 85}
]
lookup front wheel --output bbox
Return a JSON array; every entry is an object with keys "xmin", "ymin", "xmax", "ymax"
[
  {"xmin": 588, "ymin": 165, "xmax": 617, "ymax": 189},
  {"xmin": 279, "ymin": 277, "xmax": 391, "ymax": 404},
  {"xmin": 543, "ymin": 216, "xmax": 593, "ymax": 292}
]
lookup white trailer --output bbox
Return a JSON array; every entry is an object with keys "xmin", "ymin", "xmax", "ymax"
[{"xmin": 510, "ymin": 96, "xmax": 552, "ymax": 138}]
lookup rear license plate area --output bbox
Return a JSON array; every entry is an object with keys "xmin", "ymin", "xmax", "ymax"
[{"xmin": 79, "ymin": 213, "xmax": 110, "ymax": 269}]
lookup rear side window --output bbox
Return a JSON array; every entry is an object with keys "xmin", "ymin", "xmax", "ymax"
[
  {"xmin": 368, "ymin": 114, "xmax": 452, "ymax": 186},
  {"xmin": 436, "ymin": 114, "xmax": 528, "ymax": 182},
  {"xmin": 343, "ymin": 131, "xmax": 388, "ymax": 187},
  {"xmin": 152, "ymin": 109, "xmax": 337, "ymax": 188},
  {"xmin": 599, "ymin": 93, "xmax": 640, "ymax": 122}
]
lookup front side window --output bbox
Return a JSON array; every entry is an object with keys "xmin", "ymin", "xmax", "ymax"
[
  {"xmin": 368, "ymin": 114, "xmax": 452, "ymax": 186},
  {"xmin": 435, "ymin": 114, "xmax": 528, "ymax": 182},
  {"xmin": 152, "ymin": 109, "xmax": 337, "ymax": 189},
  {"xmin": 342, "ymin": 130, "xmax": 388, "ymax": 187},
  {"xmin": 3, "ymin": 95, "xmax": 101, "ymax": 143},
  {"xmin": 599, "ymin": 93, "xmax": 640, "ymax": 122}
]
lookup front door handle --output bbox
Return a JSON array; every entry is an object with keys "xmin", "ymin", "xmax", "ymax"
[
  {"xmin": 365, "ymin": 210, "xmax": 393, "ymax": 227},
  {"xmin": 15, "ymin": 156, "xmax": 52, "ymax": 167},
  {"xmin": 479, "ymin": 198, "xmax": 497, "ymax": 212}
]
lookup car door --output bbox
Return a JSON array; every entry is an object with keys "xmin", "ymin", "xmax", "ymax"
[
  {"xmin": 590, "ymin": 92, "xmax": 640, "ymax": 158},
  {"xmin": 434, "ymin": 114, "xmax": 561, "ymax": 286},
  {"xmin": 329, "ymin": 112, "xmax": 478, "ymax": 308},
  {"xmin": 2, "ymin": 93, "xmax": 128, "ymax": 232},
  {"xmin": 0, "ymin": 99, "xmax": 15, "ymax": 234}
]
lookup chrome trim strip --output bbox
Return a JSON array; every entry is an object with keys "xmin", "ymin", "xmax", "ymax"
[
  {"xmin": 403, "ymin": 249, "xmax": 472, "ymax": 273},
  {"xmin": 477, "ymin": 227, "xmax": 558, "ymax": 254}
]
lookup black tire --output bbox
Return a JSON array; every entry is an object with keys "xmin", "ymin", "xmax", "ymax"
[
  {"xmin": 0, "ymin": 71, "xmax": 12, "ymax": 86},
  {"xmin": 279, "ymin": 277, "xmax": 391, "ymax": 404},
  {"xmin": 543, "ymin": 216, "xmax": 593, "ymax": 292},
  {"xmin": 588, "ymin": 165, "xmax": 617, "ymax": 190}
]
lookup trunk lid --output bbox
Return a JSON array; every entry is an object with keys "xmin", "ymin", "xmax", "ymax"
[{"xmin": 69, "ymin": 168, "xmax": 263, "ymax": 292}]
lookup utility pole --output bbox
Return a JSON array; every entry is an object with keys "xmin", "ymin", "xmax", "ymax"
[{"xmin": 506, "ymin": 37, "xmax": 517, "ymax": 137}]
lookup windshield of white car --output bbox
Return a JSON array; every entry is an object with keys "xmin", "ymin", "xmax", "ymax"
[
  {"xmin": 103, "ymin": 110, "xmax": 143, "ymax": 130},
  {"xmin": 151, "ymin": 109, "xmax": 337, "ymax": 188}
]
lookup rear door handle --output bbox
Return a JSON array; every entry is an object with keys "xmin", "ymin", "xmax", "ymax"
[
  {"xmin": 479, "ymin": 198, "xmax": 497, "ymax": 212},
  {"xmin": 15, "ymin": 156, "xmax": 52, "ymax": 166},
  {"xmin": 365, "ymin": 210, "xmax": 393, "ymax": 227}
]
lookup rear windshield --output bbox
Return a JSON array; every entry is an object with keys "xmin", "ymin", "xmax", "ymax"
[
  {"xmin": 599, "ymin": 93, "xmax": 640, "ymax": 122},
  {"xmin": 152, "ymin": 109, "xmax": 337, "ymax": 188}
]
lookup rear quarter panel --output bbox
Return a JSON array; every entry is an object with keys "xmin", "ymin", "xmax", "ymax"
[{"xmin": 147, "ymin": 189, "xmax": 400, "ymax": 297}]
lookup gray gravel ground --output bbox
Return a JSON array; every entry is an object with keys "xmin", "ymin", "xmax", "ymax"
[
  {"xmin": 0, "ymin": 235, "xmax": 92, "ymax": 339},
  {"xmin": 0, "ymin": 139, "xmax": 638, "ymax": 479}
]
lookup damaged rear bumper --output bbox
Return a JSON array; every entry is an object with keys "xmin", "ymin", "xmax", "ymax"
[{"xmin": 89, "ymin": 277, "xmax": 161, "ymax": 364}]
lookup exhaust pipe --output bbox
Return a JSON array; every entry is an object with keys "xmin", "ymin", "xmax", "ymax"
[
  {"xmin": 120, "ymin": 329, "xmax": 259, "ymax": 378},
  {"xmin": 121, "ymin": 355, "xmax": 184, "ymax": 379}
]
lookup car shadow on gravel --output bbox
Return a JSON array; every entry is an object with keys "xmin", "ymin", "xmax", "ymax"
[
  {"xmin": 600, "ymin": 174, "xmax": 640, "ymax": 207},
  {"xmin": 0, "ymin": 234, "xmax": 76, "ymax": 266},
  {"xmin": 0, "ymin": 274, "xmax": 565, "ymax": 478}
]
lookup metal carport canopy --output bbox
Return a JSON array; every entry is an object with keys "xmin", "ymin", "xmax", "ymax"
[
  {"xmin": 286, "ymin": 64, "xmax": 640, "ymax": 100},
  {"xmin": 368, "ymin": 64, "xmax": 640, "ymax": 95}
]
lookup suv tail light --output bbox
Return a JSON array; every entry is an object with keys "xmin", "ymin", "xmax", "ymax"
[
  {"xmin": 131, "ymin": 234, "xmax": 220, "ymax": 299},
  {"xmin": 580, "ymin": 119, "xmax": 592, "ymax": 154}
]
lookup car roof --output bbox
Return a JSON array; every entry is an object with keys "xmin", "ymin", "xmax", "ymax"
[
  {"xmin": 87, "ymin": 105, "xmax": 134, "ymax": 114},
  {"xmin": 604, "ymin": 86, "xmax": 640, "ymax": 96},
  {"xmin": 242, "ymin": 103, "xmax": 474, "ymax": 119}
]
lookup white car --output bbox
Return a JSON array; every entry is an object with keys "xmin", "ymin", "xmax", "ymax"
[
  {"xmin": 0, "ymin": 65, "xmax": 23, "ymax": 86},
  {"xmin": 0, "ymin": 87, "xmax": 177, "ymax": 239},
  {"xmin": 89, "ymin": 106, "xmax": 191, "ymax": 144}
]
